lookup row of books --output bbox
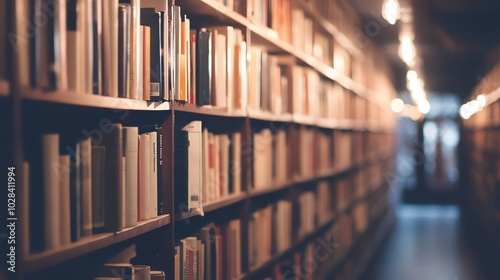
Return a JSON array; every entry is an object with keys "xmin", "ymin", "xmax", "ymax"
[
  {"xmin": 96, "ymin": 263, "xmax": 165, "ymax": 280},
  {"xmin": 252, "ymin": 128, "xmax": 289, "ymax": 189},
  {"xmin": 173, "ymin": 121, "xmax": 243, "ymax": 213},
  {"xmin": 249, "ymin": 200, "xmax": 293, "ymax": 267},
  {"xmin": 247, "ymin": 0, "xmax": 291, "ymax": 42},
  {"xmin": 25, "ymin": 124, "xmax": 163, "ymax": 253},
  {"xmin": 174, "ymin": 221, "xmax": 242, "ymax": 280}
]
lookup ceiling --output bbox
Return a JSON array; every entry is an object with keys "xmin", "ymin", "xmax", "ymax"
[{"xmin": 350, "ymin": 0, "xmax": 500, "ymax": 99}]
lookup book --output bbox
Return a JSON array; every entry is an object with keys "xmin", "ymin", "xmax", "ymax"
[
  {"xmin": 92, "ymin": 0, "xmax": 103, "ymax": 94},
  {"xmin": 140, "ymin": 8, "xmax": 162, "ymax": 101},
  {"xmin": 42, "ymin": 134, "xmax": 61, "ymax": 250},
  {"xmin": 142, "ymin": 25, "xmax": 151, "ymax": 100},
  {"xmin": 102, "ymin": 0, "xmax": 119, "ymax": 97},
  {"xmin": 101, "ymin": 123, "xmax": 123, "ymax": 231},
  {"xmin": 80, "ymin": 137, "xmax": 93, "ymax": 237},
  {"xmin": 139, "ymin": 133, "xmax": 151, "ymax": 220},
  {"xmin": 91, "ymin": 145, "xmax": 106, "ymax": 233},
  {"xmin": 174, "ymin": 121, "xmax": 202, "ymax": 212},
  {"xmin": 118, "ymin": 3, "xmax": 131, "ymax": 98},
  {"xmin": 171, "ymin": 6, "xmax": 181, "ymax": 101},
  {"xmin": 59, "ymin": 155, "xmax": 71, "ymax": 246},
  {"xmin": 150, "ymin": 131, "xmax": 158, "ymax": 218},
  {"xmin": 196, "ymin": 28, "xmax": 212, "ymax": 106},
  {"xmin": 123, "ymin": 127, "xmax": 139, "ymax": 227}
]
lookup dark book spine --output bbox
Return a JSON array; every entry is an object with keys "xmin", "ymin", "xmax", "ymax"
[
  {"xmin": 118, "ymin": 4, "xmax": 128, "ymax": 98},
  {"xmin": 92, "ymin": 0, "xmax": 101, "ymax": 94},
  {"xmin": 140, "ymin": 8, "xmax": 162, "ymax": 101},
  {"xmin": 196, "ymin": 29, "xmax": 211, "ymax": 106},
  {"xmin": 174, "ymin": 130, "xmax": 189, "ymax": 213}
]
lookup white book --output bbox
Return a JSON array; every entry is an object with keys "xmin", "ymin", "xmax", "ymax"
[
  {"xmin": 129, "ymin": 0, "xmax": 141, "ymax": 100},
  {"xmin": 139, "ymin": 133, "xmax": 151, "ymax": 220},
  {"xmin": 102, "ymin": 0, "xmax": 119, "ymax": 97},
  {"xmin": 43, "ymin": 134, "xmax": 60, "ymax": 250},
  {"xmin": 182, "ymin": 121, "xmax": 202, "ymax": 209},
  {"xmin": 123, "ymin": 127, "xmax": 138, "ymax": 227},
  {"xmin": 149, "ymin": 131, "xmax": 158, "ymax": 218}
]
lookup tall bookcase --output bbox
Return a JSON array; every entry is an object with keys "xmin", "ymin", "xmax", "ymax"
[
  {"xmin": 1, "ymin": 0, "xmax": 397, "ymax": 279},
  {"xmin": 460, "ymin": 62, "xmax": 500, "ymax": 266}
]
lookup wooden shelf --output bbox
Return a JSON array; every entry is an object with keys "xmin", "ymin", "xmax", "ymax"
[
  {"xmin": 249, "ymin": 181, "xmax": 294, "ymax": 198},
  {"xmin": 22, "ymin": 214, "xmax": 171, "ymax": 273},
  {"xmin": 0, "ymin": 80, "xmax": 9, "ymax": 96},
  {"xmin": 18, "ymin": 87, "xmax": 171, "ymax": 111},
  {"xmin": 174, "ymin": 101, "xmax": 247, "ymax": 117},
  {"xmin": 175, "ymin": 193, "xmax": 248, "ymax": 222},
  {"xmin": 247, "ymin": 108, "xmax": 293, "ymax": 122},
  {"xmin": 292, "ymin": 114, "xmax": 317, "ymax": 126},
  {"xmin": 203, "ymin": 192, "xmax": 247, "ymax": 212},
  {"xmin": 180, "ymin": 0, "xmax": 249, "ymax": 29}
]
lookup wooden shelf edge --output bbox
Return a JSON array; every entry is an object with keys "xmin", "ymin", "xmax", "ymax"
[
  {"xmin": 203, "ymin": 192, "xmax": 247, "ymax": 212},
  {"xmin": 17, "ymin": 87, "xmax": 171, "ymax": 111},
  {"xmin": 175, "ymin": 193, "xmax": 247, "ymax": 222},
  {"xmin": 181, "ymin": 0, "xmax": 249, "ymax": 29},
  {"xmin": 249, "ymin": 181, "xmax": 294, "ymax": 198},
  {"xmin": 0, "ymin": 80, "xmax": 10, "ymax": 96},
  {"xmin": 247, "ymin": 108, "xmax": 293, "ymax": 122},
  {"xmin": 175, "ymin": 101, "xmax": 246, "ymax": 118},
  {"xmin": 22, "ymin": 214, "xmax": 171, "ymax": 273}
]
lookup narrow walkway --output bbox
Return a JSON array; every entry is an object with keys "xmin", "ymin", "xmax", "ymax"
[{"xmin": 361, "ymin": 205, "xmax": 485, "ymax": 280}]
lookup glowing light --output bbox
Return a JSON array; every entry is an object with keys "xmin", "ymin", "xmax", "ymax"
[
  {"xmin": 399, "ymin": 36, "xmax": 416, "ymax": 66},
  {"xmin": 469, "ymin": 100, "xmax": 479, "ymax": 113},
  {"xmin": 459, "ymin": 104, "xmax": 472, "ymax": 119},
  {"xmin": 418, "ymin": 99, "xmax": 430, "ymax": 114},
  {"xmin": 391, "ymin": 98, "xmax": 405, "ymax": 113},
  {"xmin": 411, "ymin": 88, "xmax": 426, "ymax": 103},
  {"xmin": 407, "ymin": 70, "xmax": 417, "ymax": 81},
  {"xmin": 477, "ymin": 94, "xmax": 486, "ymax": 108},
  {"xmin": 382, "ymin": 0, "xmax": 401, "ymax": 25}
]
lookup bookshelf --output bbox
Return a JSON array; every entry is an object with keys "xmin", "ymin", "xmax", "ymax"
[
  {"xmin": 1, "ymin": 0, "xmax": 398, "ymax": 279},
  {"xmin": 460, "ymin": 61, "xmax": 500, "ymax": 263}
]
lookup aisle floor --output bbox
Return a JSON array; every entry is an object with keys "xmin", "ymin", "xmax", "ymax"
[{"xmin": 360, "ymin": 205, "xmax": 485, "ymax": 280}]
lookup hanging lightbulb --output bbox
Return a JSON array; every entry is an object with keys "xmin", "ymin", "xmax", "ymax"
[
  {"xmin": 382, "ymin": 0, "xmax": 401, "ymax": 25},
  {"xmin": 398, "ymin": 35, "xmax": 416, "ymax": 66}
]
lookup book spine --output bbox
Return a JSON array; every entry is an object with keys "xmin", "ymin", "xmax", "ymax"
[{"xmin": 43, "ymin": 134, "xmax": 61, "ymax": 250}]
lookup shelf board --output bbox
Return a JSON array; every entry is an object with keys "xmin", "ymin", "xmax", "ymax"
[
  {"xmin": 18, "ymin": 87, "xmax": 171, "ymax": 111},
  {"xmin": 247, "ymin": 108, "xmax": 293, "ymax": 122},
  {"xmin": 180, "ymin": 0, "xmax": 249, "ymax": 29},
  {"xmin": 22, "ymin": 214, "xmax": 171, "ymax": 273},
  {"xmin": 175, "ymin": 101, "xmax": 246, "ymax": 117},
  {"xmin": 292, "ymin": 114, "xmax": 317, "ymax": 126},
  {"xmin": 203, "ymin": 192, "xmax": 247, "ymax": 212},
  {"xmin": 0, "ymin": 80, "xmax": 9, "ymax": 96},
  {"xmin": 249, "ymin": 181, "xmax": 294, "ymax": 198},
  {"xmin": 175, "ymin": 193, "xmax": 248, "ymax": 222}
]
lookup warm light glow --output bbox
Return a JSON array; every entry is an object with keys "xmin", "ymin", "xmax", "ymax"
[
  {"xmin": 469, "ymin": 100, "xmax": 480, "ymax": 113},
  {"xmin": 417, "ymin": 99, "xmax": 430, "ymax": 114},
  {"xmin": 460, "ymin": 104, "xmax": 472, "ymax": 119},
  {"xmin": 410, "ymin": 109, "xmax": 421, "ymax": 121},
  {"xmin": 399, "ymin": 36, "xmax": 416, "ymax": 65},
  {"xmin": 407, "ymin": 78, "xmax": 424, "ymax": 92},
  {"xmin": 391, "ymin": 98, "xmax": 405, "ymax": 113},
  {"xmin": 382, "ymin": 0, "xmax": 401, "ymax": 25},
  {"xmin": 477, "ymin": 94, "xmax": 486, "ymax": 108},
  {"xmin": 407, "ymin": 70, "xmax": 417, "ymax": 81},
  {"xmin": 411, "ymin": 88, "xmax": 426, "ymax": 103}
]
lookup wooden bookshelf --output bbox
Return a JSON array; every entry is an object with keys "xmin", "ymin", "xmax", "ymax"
[
  {"xmin": 0, "ymin": 79, "xmax": 9, "ymax": 96},
  {"xmin": 5, "ymin": 0, "xmax": 398, "ymax": 278},
  {"xmin": 22, "ymin": 214, "xmax": 171, "ymax": 274},
  {"xmin": 18, "ymin": 87, "xmax": 171, "ymax": 111},
  {"xmin": 174, "ymin": 101, "xmax": 247, "ymax": 117}
]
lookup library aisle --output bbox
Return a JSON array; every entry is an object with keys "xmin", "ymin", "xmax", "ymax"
[{"xmin": 361, "ymin": 205, "xmax": 484, "ymax": 280}]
